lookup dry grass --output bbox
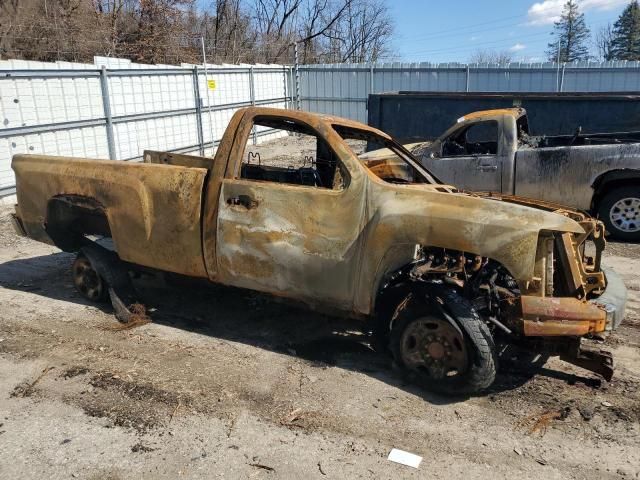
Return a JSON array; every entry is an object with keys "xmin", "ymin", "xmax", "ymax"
[
  {"xmin": 101, "ymin": 303, "xmax": 151, "ymax": 331},
  {"xmin": 517, "ymin": 406, "xmax": 571, "ymax": 436}
]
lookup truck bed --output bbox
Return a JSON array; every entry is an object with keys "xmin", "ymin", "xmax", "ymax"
[
  {"xmin": 12, "ymin": 154, "xmax": 209, "ymax": 277},
  {"xmin": 514, "ymin": 142, "xmax": 640, "ymax": 209},
  {"xmin": 524, "ymin": 131, "xmax": 640, "ymax": 148}
]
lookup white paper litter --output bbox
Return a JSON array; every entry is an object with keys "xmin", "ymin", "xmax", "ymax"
[{"xmin": 388, "ymin": 448, "xmax": 422, "ymax": 469}]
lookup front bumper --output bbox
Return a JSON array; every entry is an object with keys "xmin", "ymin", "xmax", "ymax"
[{"xmin": 519, "ymin": 268, "xmax": 627, "ymax": 336}]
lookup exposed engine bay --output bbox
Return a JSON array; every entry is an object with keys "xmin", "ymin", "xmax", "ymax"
[{"xmin": 384, "ymin": 207, "xmax": 616, "ymax": 380}]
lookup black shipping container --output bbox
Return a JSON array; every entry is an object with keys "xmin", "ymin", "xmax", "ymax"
[{"xmin": 367, "ymin": 92, "xmax": 640, "ymax": 143}]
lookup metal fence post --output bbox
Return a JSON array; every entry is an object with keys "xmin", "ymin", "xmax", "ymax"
[
  {"xmin": 560, "ymin": 64, "xmax": 566, "ymax": 92},
  {"xmin": 288, "ymin": 66, "xmax": 294, "ymax": 109},
  {"xmin": 294, "ymin": 42, "xmax": 301, "ymax": 110},
  {"xmin": 192, "ymin": 66, "xmax": 205, "ymax": 156},
  {"xmin": 99, "ymin": 66, "xmax": 116, "ymax": 160},
  {"xmin": 465, "ymin": 65, "xmax": 470, "ymax": 92},
  {"xmin": 249, "ymin": 66, "xmax": 257, "ymax": 145},
  {"xmin": 200, "ymin": 36, "xmax": 216, "ymax": 155},
  {"xmin": 369, "ymin": 63, "xmax": 375, "ymax": 94}
]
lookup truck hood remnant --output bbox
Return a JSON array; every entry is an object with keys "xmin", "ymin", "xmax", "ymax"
[
  {"xmin": 362, "ymin": 181, "xmax": 585, "ymax": 310},
  {"xmin": 475, "ymin": 192, "xmax": 590, "ymax": 218}
]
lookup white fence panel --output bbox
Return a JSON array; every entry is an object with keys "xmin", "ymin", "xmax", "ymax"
[
  {"xmin": 3, "ymin": 58, "xmax": 640, "ymax": 197},
  {"xmin": 0, "ymin": 58, "xmax": 291, "ymax": 195}
]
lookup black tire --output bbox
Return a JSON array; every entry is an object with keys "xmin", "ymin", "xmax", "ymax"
[
  {"xmin": 597, "ymin": 186, "xmax": 640, "ymax": 242},
  {"xmin": 72, "ymin": 253, "xmax": 108, "ymax": 302},
  {"xmin": 389, "ymin": 286, "xmax": 497, "ymax": 396}
]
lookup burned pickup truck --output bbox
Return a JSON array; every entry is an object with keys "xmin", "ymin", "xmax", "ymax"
[
  {"xmin": 413, "ymin": 108, "xmax": 640, "ymax": 241},
  {"xmin": 10, "ymin": 107, "xmax": 627, "ymax": 395}
]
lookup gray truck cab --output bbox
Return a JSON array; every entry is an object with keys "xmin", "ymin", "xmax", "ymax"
[{"xmin": 419, "ymin": 108, "xmax": 640, "ymax": 241}]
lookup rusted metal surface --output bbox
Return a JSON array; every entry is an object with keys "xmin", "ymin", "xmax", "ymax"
[
  {"xmin": 143, "ymin": 150, "xmax": 213, "ymax": 170},
  {"xmin": 12, "ymin": 154, "xmax": 208, "ymax": 277},
  {"xmin": 399, "ymin": 315, "xmax": 467, "ymax": 379},
  {"xmin": 520, "ymin": 296, "xmax": 607, "ymax": 336},
  {"xmin": 457, "ymin": 108, "xmax": 524, "ymax": 122},
  {"xmin": 10, "ymin": 212, "xmax": 27, "ymax": 237},
  {"xmin": 194, "ymin": 107, "xmax": 585, "ymax": 316},
  {"xmin": 11, "ymin": 107, "xmax": 624, "ymax": 355},
  {"xmin": 559, "ymin": 339, "xmax": 614, "ymax": 381}
]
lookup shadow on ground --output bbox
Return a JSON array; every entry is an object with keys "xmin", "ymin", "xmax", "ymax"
[{"xmin": 0, "ymin": 252, "xmax": 602, "ymax": 404}]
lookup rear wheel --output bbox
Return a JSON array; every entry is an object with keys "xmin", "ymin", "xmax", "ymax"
[
  {"xmin": 72, "ymin": 253, "xmax": 107, "ymax": 302},
  {"xmin": 389, "ymin": 287, "xmax": 497, "ymax": 395},
  {"xmin": 598, "ymin": 186, "xmax": 640, "ymax": 241}
]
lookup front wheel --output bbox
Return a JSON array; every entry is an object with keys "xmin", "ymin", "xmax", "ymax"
[
  {"xmin": 597, "ymin": 186, "xmax": 640, "ymax": 241},
  {"xmin": 389, "ymin": 287, "xmax": 497, "ymax": 395}
]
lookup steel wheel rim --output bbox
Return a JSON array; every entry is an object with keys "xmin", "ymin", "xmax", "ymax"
[
  {"xmin": 399, "ymin": 316, "xmax": 467, "ymax": 379},
  {"xmin": 73, "ymin": 256, "xmax": 104, "ymax": 301},
  {"xmin": 610, "ymin": 197, "xmax": 640, "ymax": 233}
]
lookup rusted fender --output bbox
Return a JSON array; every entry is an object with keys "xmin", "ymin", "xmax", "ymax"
[
  {"xmin": 12, "ymin": 154, "xmax": 208, "ymax": 277},
  {"xmin": 520, "ymin": 295, "xmax": 607, "ymax": 336},
  {"xmin": 358, "ymin": 180, "xmax": 584, "ymax": 315}
]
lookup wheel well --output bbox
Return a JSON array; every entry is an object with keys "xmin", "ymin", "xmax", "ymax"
[
  {"xmin": 372, "ymin": 248, "xmax": 520, "ymax": 341},
  {"xmin": 45, "ymin": 195, "xmax": 111, "ymax": 252},
  {"xmin": 591, "ymin": 170, "xmax": 640, "ymax": 213}
]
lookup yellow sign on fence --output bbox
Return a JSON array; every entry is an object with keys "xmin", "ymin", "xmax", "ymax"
[{"xmin": 207, "ymin": 80, "xmax": 216, "ymax": 91}]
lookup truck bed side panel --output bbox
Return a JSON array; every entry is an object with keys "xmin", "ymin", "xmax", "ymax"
[
  {"xmin": 12, "ymin": 155, "xmax": 208, "ymax": 277},
  {"xmin": 514, "ymin": 144, "xmax": 640, "ymax": 210}
]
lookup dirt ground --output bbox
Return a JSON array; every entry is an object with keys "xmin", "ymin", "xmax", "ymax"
[{"xmin": 0, "ymin": 203, "xmax": 639, "ymax": 480}]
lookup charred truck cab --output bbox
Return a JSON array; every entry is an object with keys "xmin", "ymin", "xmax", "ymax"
[{"xmin": 11, "ymin": 107, "xmax": 627, "ymax": 395}]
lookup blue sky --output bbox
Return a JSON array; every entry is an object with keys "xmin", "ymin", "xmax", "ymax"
[{"xmin": 389, "ymin": 0, "xmax": 630, "ymax": 63}]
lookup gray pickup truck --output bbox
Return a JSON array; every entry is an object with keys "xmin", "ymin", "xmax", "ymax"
[{"xmin": 414, "ymin": 108, "xmax": 640, "ymax": 241}]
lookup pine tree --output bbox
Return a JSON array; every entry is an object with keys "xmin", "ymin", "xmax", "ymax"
[
  {"xmin": 610, "ymin": 0, "xmax": 640, "ymax": 60},
  {"xmin": 546, "ymin": 0, "xmax": 591, "ymax": 62}
]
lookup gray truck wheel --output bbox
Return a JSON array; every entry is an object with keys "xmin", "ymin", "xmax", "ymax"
[
  {"xmin": 72, "ymin": 253, "xmax": 108, "ymax": 302},
  {"xmin": 598, "ymin": 186, "xmax": 640, "ymax": 241},
  {"xmin": 389, "ymin": 287, "xmax": 497, "ymax": 396}
]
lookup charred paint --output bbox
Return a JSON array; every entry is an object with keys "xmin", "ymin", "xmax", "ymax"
[
  {"xmin": 520, "ymin": 295, "xmax": 607, "ymax": 336},
  {"xmin": 10, "ymin": 107, "xmax": 620, "ymax": 337}
]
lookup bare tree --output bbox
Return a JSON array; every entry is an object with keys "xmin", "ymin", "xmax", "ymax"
[
  {"xmin": 207, "ymin": 0, "xmax": 259, "ymax": 63},
  {"xmin": 1, "ymin": 0, "xmax": 109, "ymax": 62},
  {"xmin": 468, "ymin": 49, "xmax": 512, "ymax": 64},
  {"xmin": 594, "ymin": 23, "xmax": 615, "ymax": 61},
  {"xmin": 319, "ymin": 0, "xmax": 392, "ymax": 63},
  {"xmin": 0, "ymin": 0, "xmax": 395, "ymax": 65},
  {"xmin": 252, "ymin": 0, "xmax": 353, "ymax": 63}
]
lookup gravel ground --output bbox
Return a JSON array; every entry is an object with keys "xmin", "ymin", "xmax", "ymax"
[{"xmin": 0, "ymin": 204, "xmax": 639, "ymax": 479}]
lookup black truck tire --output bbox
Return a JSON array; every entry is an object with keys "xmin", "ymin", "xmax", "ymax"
[
  {"xmin": 597, "ymin": 186, "xmax": 640, "ymax": 242},
  {"xmin": 389, "ymin": 286, "xmax": 497, "ymax": 396},
  {"xmin": 72, "ymin": 252, "xmax": 108, "ymax": 302}
]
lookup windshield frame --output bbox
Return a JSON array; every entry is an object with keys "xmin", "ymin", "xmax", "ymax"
[{"xmin": 331, "ymin": 124, "xmax": 442, "ymax": 185}]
